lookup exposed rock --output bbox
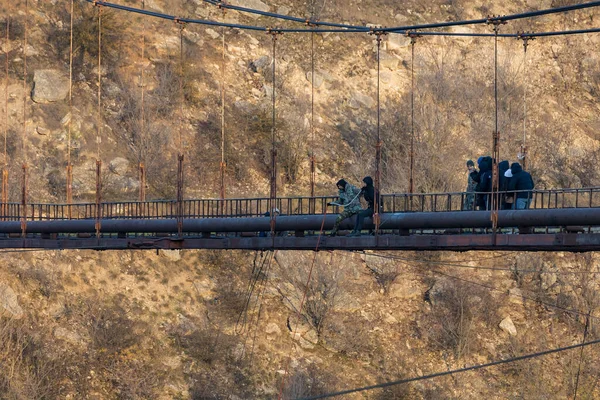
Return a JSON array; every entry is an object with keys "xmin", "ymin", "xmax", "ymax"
[
  {"xmin": 306, "ymin": 71, "xmax": 325, "ymax": 89},
  {"xmin": 60, "ymin": 112, "xmax": 72, "ymax": 126},
  {"xmin": 32, "ymin": 69, "xmax": 69, "ymax": 104},
  {"xmin": 389, "ymin": 282, "xmax": 421, "ymax": 300},
  {"xmin": 266, "ymin": 322, "xmax": 281, "ymax": 335},
  {"xmin": 387, "ymin": 34, "xmax": 411, "ymax": 52},
  {"xmin": 229, "ymin": 0, "xmax": 270, "ymax": 19},
  {"xmin": 508, "ymin": 287, "xmax": 525, "ymax": 305},
  {"xmin": 205, "ymin": 28, "xmax": 220, "ymax": 40},
  {"xmin": 541, "ymin": 270, "xmax": 557, "ymax": 290},
  {"xmin": 349, "ymin": 92, "xmax": 375, "ymax": 109},
  {"xmin": 0, "ymin": 283, "xmax": 24, "ymax": 318},
  {"xmin": 54, "ymin": 327, "xmax": 86, "ymax": 347},
  {"xmin": 277, "ymin": 6, "xmax": 291, "ymax": 15},
  {"xmin": 159, "ymin": 249, "xmax": 182, "ymax": 262},
  {"xmin": 499, "ymin": 316, "xmax": 517, "ymax": 336},
  {"xmin": 36, "ymin": 126, "xmax": 48, "ymax": 135},
  {"xmin": 193, "ymin": 279, "xmax": 214, "ymax": 298},
  {"xmin": 379, "ymin": 50, "xmax": 399, "ymax": 70},
  {"xmin": 108, "ymin": 157, "xmax": 130, "ymax": 175},
  {"xmin": 250, "ymin": 55, "xmax": 271, "ymax": 72}
]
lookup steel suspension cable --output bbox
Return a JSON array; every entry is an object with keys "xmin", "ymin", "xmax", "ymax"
[
  {"xmin": 573, "ymin": 311, "xmax": 591, "ymax": 400},
  {"xmin": 518, "ymin": 34, "xmax": 533, "ymax": 170},
  {"xmin": 374, "ymin": 32, "xmax": 384, "ymax": 237},
  {"xmin": 489, "ymin": 20, "xmax": 504, "ymax": 238},
  {"xmin": 67, "ymin": 0, "xmax": 74, "ymax": 217},
  {"xmin": 139, "ymin": 0, "xmax": 146, "ymax": 202},
  {"xmin": 95, "ymin": 3, "xmax": 103, "ymax": 240},
  {"xmin": 20, "ymin": 0, "xmax": 29, "ymax": 238},
  {"xmin": 409, "ymin": 32, "xmax": 419, "ymax": 201},
  {"xmin": 2, "ymin": 13, "xmax": 9, "ymax": 217},
  {"xmin": 219, "ymin": 17, "xmax": 226, "ymax": 203},
  {"xmin": 176, "ymin": 18, "xmax": 185, "ymax": 237},
  {"xmin": 268, "ymin": 30, "xmax": 281, "ymax": 241},
  {"xmin": 278, "ymin": 208, "xmax": 329, "ymax": 399},
  {"xmin": 309, "ymin": 30, "xmax": 316, "ymax": 204},
  {"xmin": 300, "ymin": 338, "xmax": 600, "ymax": 399}
]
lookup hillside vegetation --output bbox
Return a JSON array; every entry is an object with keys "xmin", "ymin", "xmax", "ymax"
[{"xmin": 1, "ymin": 0, "xmax": 600, "ymax": 398}]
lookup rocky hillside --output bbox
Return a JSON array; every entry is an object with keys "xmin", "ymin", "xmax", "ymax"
[{"xmin": 1, "ymin": 0, "xmax": 600, "ymax": 398}]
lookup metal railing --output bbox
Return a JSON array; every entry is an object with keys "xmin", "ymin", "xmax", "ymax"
[{"xmin": 1, "ymin": 187, "xmax": 600, "ymax": 221}]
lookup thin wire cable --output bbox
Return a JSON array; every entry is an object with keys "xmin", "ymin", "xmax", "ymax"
[
  {"xmin": 278, "ymin": 208, "xmax": 329, "ymax": 399},
  {"xmin": 248, "ymin": 250, "xmax": 275, "ymax": 365},
  {"xmin": 374, "ymin": 32, "xmax": 383, "ymax": 237},
  {"xmin": 176, "ymin": 19, "xmax": 185, "ymax": 237},
  {"xmin": 298, "ymin": 338, "xmax": 600, "ymax": 400},
  {"xmin": 20, "ymin": 0, "xmax": 29, "ymax": 239},
  {"xmin": 139, "ymin": 0, "xmax": 146, "ymax": 202},
  {"xmin": 518, "ymin": 35, "xmax": 532, "ymax": 169},
  {"xmin": 219, "ymin": 16, "xmax": 226, "ymax": 202},
  {"xmin": 573, "ymin": 311, "xmax": 591, "ymax": 400},
  {"xmin": 409, "ymin": 33, "xmax": 417, "ymax": 197},
  {"xmin": 489, "ymin": 21, "xmax": 503, "ymax": 236},
  {"xmin": 2, "ymin": 13, "xmax": 9, "ymax": 213},
  {"xmin": 309, "ymin": 30, "xmax": 316, "ymax": 201},
  {"xmin": 67, "ymin": 0, "xmax": 74, "ymax": 215},
  {"xmin": 269, "ymin": 32, "xmax": 280, "ymax": 241},
  {"xmin": 95, "ymin": 3, "xmax": 103, "ymax": 239}
]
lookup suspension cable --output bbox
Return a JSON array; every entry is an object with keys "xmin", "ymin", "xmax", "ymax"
[
  {"xmin": 67, "ymin": 0, "xmax": 74, "ymax": 217},
  {"xmin": 95, "ymin": 3, "xmax": 103, "ymax": 240},
  {"xmin": 20, "ymin": 0, "xmax": 29, "ymax": 238},
  {"xmin": 278, "ymin": 208, "xmax": 329, "ymax": 399},
  {"xmin": 2, "ymin": 13, "xmax": 9, "ymax": 217},
  {"xmin": 309, "ymin": 29, "xmax": 316, "ymax": 204},
  {"xmin": 268, "ymin": 29, "xmax": 282, "ymax": 241},
  {"xmin": 219, "ymin": 7, "xmax": 226, "ymax": 203},
  {"xmin": 373, "ymin": 30, "xmax": 385, "ymax": 237},
  {"xmin": 176, "ymin": 18, "xmax": 185, "ymax": 237},
  {"xmin": 408, "ymin": 32, "xmax": 420, "ymax": 201},
  {"xmin": 139, "ymin": 0, "xmax": 146, "ymax": 202},
  {"xmin": 573, "ymin": 311, "xmax": 591, "ymax": 400},
  {"xmin": 488, "ymin": 17, "xmax": 505, "ymax": 238},
  {"xmin": 518, "ymin": 33, "xmax": 534, "ymax": 170}
]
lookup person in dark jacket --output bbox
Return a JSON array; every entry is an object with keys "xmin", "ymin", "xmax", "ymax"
[
  {"xmin": 474, "ymin": 156, "xmax": 493, "ymax": 210},
  {"xmin": 498, "ymin": 160, "xmax": 511, "ymax": 210},
  {"xmin": 328, "ymin": 179, "xmax": 362, "ymax": 236},
  {"xmin": 507, "ymin": 162, "xmax": 534, "ymax": 209},
  {"xmin": 464, "ymin": 160, "xmax": 478, "ymax": 210},
  {"xmin": 349, "ymin": 176, "xmax": 381, "ymax": 236}
]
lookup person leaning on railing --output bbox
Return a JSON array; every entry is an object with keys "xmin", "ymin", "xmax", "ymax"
[{"xmin": 507, "ymin": 162, "xmax": 534, "ymax": 209}]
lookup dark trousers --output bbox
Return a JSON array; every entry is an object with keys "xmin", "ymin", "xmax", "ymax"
[{"xmin": 354, "ymin": 208, "xmax": 374, "ymax": 232}]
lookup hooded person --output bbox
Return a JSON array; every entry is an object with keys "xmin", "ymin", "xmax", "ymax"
[
  {"xmin": 475, "ymin": 156, "xmax": 493, "ymax": 210},
  {"xmin": 498, "ymin": 160, "xmax": 511, "ymax": 209},
  {"xmin": 328, "ymin": 179, "xmax": 362, "ymax": 236},
  {"xmin": 349, "ymin": 176, "xmax": 382, "ymax": 236},
  {"xmin": 507, "ymin": 162, "xmax": 534, "ymax": 209},
  {"xmin": 464, "ymin": 160, "xmax": 478, "ymax": 210}
]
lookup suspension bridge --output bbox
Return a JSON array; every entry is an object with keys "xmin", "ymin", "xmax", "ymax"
[{"xmin": 2, "ymin": 1, "xmax": 600, "ymax": 251}]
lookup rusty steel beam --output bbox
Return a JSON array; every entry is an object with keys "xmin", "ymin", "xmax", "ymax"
[
  {"xmin": 0, "ymin": 233, "xmax": 599, "ymax": 251},
  {"xmin": 0, "ymin": 208, "xmax": 599, "ymax": 234}
]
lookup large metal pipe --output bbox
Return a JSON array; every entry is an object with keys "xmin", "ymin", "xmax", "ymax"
[{"xmin": 0, "ymin": 208, "xmax": 599, "ymax": 234}]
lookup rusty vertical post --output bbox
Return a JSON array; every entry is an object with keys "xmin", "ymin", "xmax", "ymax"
[
  {"xmin": 177, "ymin": 154, "xmax": 184, "ymax": 236},
  {"xmin": 176, "ymin": 16, "xmax": 186, "ymax": 236},
  {"xmin": 66, "ymin": 0, "xmax": 74, "ymax": 218},
  {"xmin": 95, "ymin": 3, "xmax": 103, "ymax": 238},
  {"xmin": 373, "ymin": 30, "xmax": 386, "ymax": 236},
  {"xmin": 268, "ymin": 29, "xmax": 282, "ymax": 239},
  {"xmin": 309, "ymin": 29, "xmax": 316, "ymax": 211},
  {"xmin": 518, "ymin": 33, "xmax": 533, "ymax": 171},
  {"xmin": 487, "ymin": 17, "xmax": 506, "ymax": 237}
]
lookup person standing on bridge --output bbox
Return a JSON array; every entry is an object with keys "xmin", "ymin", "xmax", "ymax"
[
  {"xmin": 464, "ymin": 160, "xmax": 477, "ymax": 210},
  {"xmin": 328, "ymin": 179, "xmax": 362, "ymax": 237},
  {"xmin": 507, "ymin": 162, "xmax": 534, "ymax": 209},
  {"xmin": 349, "ymin": 176, "xmax": 381, "ymax": 236}
]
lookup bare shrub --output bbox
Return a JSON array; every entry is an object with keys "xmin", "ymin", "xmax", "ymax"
[
  {"xmin": 0, "ymin": 315, "xmax": 67, "ymax": 399},
  {"xmin": 366, "ymin": 261, "xmax": 400, "ymax": 295},
  {"xmin": 425, "ymin": 279, "xmax": 496, "ymax": 360},
  {"xmin": 282, "ymin": 363, "xmax": 338, "ymax": 400}
]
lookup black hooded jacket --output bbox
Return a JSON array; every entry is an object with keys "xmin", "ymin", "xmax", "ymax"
[
  {"xmin": 361, "ymin": 176, "xmax": 381, "ymax": 210},
  {"xmin": 473, "ymin": 156, "xmax": 493, "ymax": 193},
  {"xmin": 507, "ymin": 163, "xmax": 534, "ymax": 198}
]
